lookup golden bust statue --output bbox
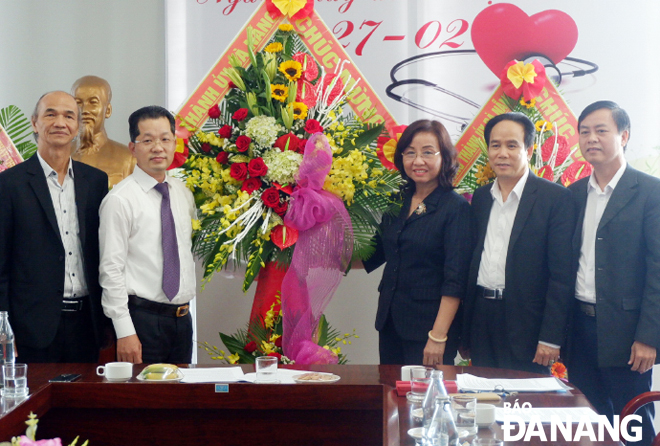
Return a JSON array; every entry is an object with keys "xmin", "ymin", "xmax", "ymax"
[{"xmin": 71, "ymin": 75, "xmax": 135, "ymax": 187}]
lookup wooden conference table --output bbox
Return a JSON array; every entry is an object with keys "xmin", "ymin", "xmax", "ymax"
[{"xmin": 0, "ymin": 364, "xmax": 620, "ymax": 446}]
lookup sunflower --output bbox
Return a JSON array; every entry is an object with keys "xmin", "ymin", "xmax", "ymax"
[
  {"xmin": 265, "ymin": 42, "xmax": 283, "ymax": 53},
  {"xmin": 271, "ymin": 84, "xmax": 289, "ymax": 102},
  {"xmin": 279, "ymin": 60, "xmax": 303, "ymax": 82},
  {"xmin": 535, "ymin": 120, "xmax": 551, "ymax": 132},
  {"xmin": 279, "ymin": 23, "xmax": 294, "ymax": 32},
  {"xmin": 291, "ymin": 101, "xmax": 308, "ymax": 120},
  {"xmin": 520, "ymin": 97, "xmax": 536, "ymax": 109}
]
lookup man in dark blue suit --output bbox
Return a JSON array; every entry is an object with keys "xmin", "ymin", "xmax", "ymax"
[
  {"xmin": 568, "ymin": 101, "xmax": 660, "ymax": 444},
  {"xmin": 0, "ymin": 91, "xmax": 108, "ymax": 362},
  {"xmin": 463, "ymin": 112, "xmax": 575, "ymax": 374}
]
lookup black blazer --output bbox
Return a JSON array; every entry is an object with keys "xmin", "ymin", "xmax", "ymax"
[
  {"xmin": 0, "ymin": 155, "xmax": 108, "ymax": 350},
  {"xmin": 568, "ymin": 165, "xmax": 660, "ymax": 367},
  {"xmin": 463, "ymin": 172, "xmax": 575, "ymax": 362},
  {"xmin": 364, "ymin": 186, "xmax": 473, "ymax": 342}
]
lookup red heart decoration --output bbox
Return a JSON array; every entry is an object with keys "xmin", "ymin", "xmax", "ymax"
[{"xmin": 471, "ymin": 4, "xmax": 578, "ymax": 77}]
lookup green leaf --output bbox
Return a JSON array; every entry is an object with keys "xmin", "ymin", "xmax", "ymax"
[
  {"xmin": 353, "ymin": 123, "xmax": 385, "ymax": 149},
  {"xmin": 0, "ymin": 105, "xmax": 38, "ymax": 159},
  {"xmin": 317, "ymin": 314, "xmax": 329, "ymax": 346}
]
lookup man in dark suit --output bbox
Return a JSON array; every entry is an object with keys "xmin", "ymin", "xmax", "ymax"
[
  {"xmin": 568, "ymin": 101, "xmax": 660, "ymax": 444},
  {"xmin": 463, "ymin": 112, "xmax": 575, "ymax": 374},
  {"xmin": 0, "ymin": 91, "xmax": 108, "ymax": 363}
]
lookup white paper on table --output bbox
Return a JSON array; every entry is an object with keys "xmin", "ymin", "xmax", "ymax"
[
  {"xmin": 495, "ymin": 407, "xmax": 601, "ymax": 423},
  {"xmin": 179, "ymin": 367, "xmax": 245, "ymax": 383},
  {"xmin": 456, "ymin": 373, "xmax": 571, "ymax": 392},
  {"xmin": 243, "ymin": 369, "xmax": 321, "ymax": 384}
]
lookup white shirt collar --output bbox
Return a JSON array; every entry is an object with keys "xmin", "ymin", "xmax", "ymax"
[
  {"xmin": 36, "ymin": 151, "xmax": 74, "ymax": 179},
  {"xmin": 132, "ymin": 165, "xmax": 170, "ymax": 192},
  {"xmin": 587, "ymin": 160, "xmax": 627, "ymax": 194},
  {"xmin": 491, "ymin": 168, "xmax": 529, "ymax": 203}
]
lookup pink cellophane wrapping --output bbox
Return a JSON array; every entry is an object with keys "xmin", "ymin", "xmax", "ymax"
[{"xmin": 282, "ymin": 133, "xmax": 353, "ymax": 364}]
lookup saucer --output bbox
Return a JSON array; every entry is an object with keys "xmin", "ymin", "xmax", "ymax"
[
  {"xmin": 106, "ymin": 377, "xmax": 131, "ymax": 382},
  {"xmin": 407, "ymin": 427, "xmax": 423, "ymax": 440}
]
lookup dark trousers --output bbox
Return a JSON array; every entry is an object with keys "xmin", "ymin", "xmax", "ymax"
[
  {"xmin": 129, "ymin": 304, "xmax": 193, "ymax": 364},
  {"xmin": 569, "ymin": 309, "xmax": 654, "ymax": 445},
  {"xmin": 16, "ymin": 300, "xmax": 98, "ymax": 363},
  {"xmin": 471, "ymin": 297, "xmax": 548, "ymax": 375},
  {"xmin": 379, "ymin": 312, "xmax": 459, "ymax": 365}
]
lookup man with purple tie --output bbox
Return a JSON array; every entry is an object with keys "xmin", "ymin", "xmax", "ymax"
[{"xmin": 99, "ymin": 106, "xmax": 196, "ymax": 364}]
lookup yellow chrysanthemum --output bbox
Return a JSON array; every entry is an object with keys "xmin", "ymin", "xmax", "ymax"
[
  {"xmin": 278, "ymin": 60, "xmax": 302, "ymax": 82},
  {"xmin": 292, "ymin": 101, "xmax": 308, "ymax": 120},
  {"xmin": 271, "ymin": 84, "xmax": 288, "ymax": 102},
  {"xmin": 279, "ymin": 23, "xmax": 294, "ymax": 32},
  {"xmin": 264, "ymin": 42, "xmax": 283, "ymax": 53}
]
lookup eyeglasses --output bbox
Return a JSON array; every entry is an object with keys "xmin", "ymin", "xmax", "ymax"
[
  {"xmin": 134, "ymin": 137, "xmax": 175, "ymax": 149},
  {"xmin": 402, "ymin": 150, "xmax": 440, "ymax": 161}
]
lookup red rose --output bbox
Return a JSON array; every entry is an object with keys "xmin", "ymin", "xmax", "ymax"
[
  {"xmin": 241, "ymin": 177, "xmax": 262, "ymax": 194},
  {"xmin": 274, "ymin": 336, "xmax": 283, "ymax": 348},
  {"xmin": 208, "ymin": 104, "xmax": 221, "ymax": 119},
  {"xmin": 304, "ymin": 119, "xmax": 324, "ymax": 135},
  {"xmin": 235, "ymin": 135, "xmax": 252, "ymax": 152},
  {"xmin": 230, "ymin": 162, "xmax": 248, "ymax": 181},
  {"xmin": 273, "ymin": 200, "xmax": 288, "ymax": 216},
  {"xmin": 244, "ymin": 341, "xmax": 257, "ymax": 353},
  {"xmin": 233, "ymin": 108, "xmax": 248, "ymax": 121},
  {"xmin": 216, "ymin": 151, "xmax": 229, "ymax": 164},
  {"xmin": 274, "ymin": 133, "xmax": 300, "ymax": 152},
  {"xmin": 261, "ymin": 187, "xmax": 280, "ymax": 208},
  {"xmin": 296, "ymin": 138, "xmax": 308, "ymax": 154},
  {"xmin": 267, "ymin": 352, "xmax": 282, "ymax": 360},
  {"xmin": 248, "ymin": 157, "xmax": 268, "ymax": 177},
  {"xmin": 201, "ymin": 143, "xmax": 211, "ymax": 153},
  {"xmin": 218, "ymin": 125, "xmax": 233, "ymax": 138}
]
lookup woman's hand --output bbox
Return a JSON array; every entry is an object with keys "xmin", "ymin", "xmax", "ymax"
[{"xmin": 423, "ymin": 338, "xmax": 446, "ymax": 365}]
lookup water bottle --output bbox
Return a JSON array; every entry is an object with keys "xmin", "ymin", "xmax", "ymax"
[
  {"xmin": 0, "ymin": 311, "xmax": 16, "ymax": 388},
  {"xmin": 422, "ymin": 370, "xmax": 448, "ymax": 428},
  {"xmin": 423, "ymin": 396, "xmax": 459, "ymax": 446}
]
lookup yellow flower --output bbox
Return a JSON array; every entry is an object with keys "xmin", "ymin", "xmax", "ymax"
[
  {"xmin": 271, "ymin": 84, "xmax": 288, "ymax": 102},
  {"xmin": 279, "ymin": 23, "xmax": 294, "ymax": 32},
  {"xmin": 535, "ymin": 120, "xmax": 551, "ymax": 132},
  {"xmin": 292, "ymin": 101, "xmax": 308, "ymax": 120},
  {"xmin": 270, "ymin": 333, "xmax": 281, "ymax": 343},
  {"xmin": 227, "ymin": 353, "xmax": 240, "ymax": 364},
  {"xmin": 520, "ymin": 97, "xmax": 536, "ymax": 109},
  {"xmin": 507, "ymin": 61, "xmax": 537, "ymax": 89},
  {"xmin": 278, "ymin": 60, "xmax": 302, "ymax": 82},
  {"xmin": 191, "ymin": 219, "xmax": 201, "ymax": 231},
  {"xmin": 261, "ymin": 341, "xmax": 276, "ymax": 354},
  {"xmin": 475, "ymin": 162, "xmax": 496, "ymax": 186},
  {"xmin": 264, "ymin": 42, "xmax": 283, "ymax": 53}
]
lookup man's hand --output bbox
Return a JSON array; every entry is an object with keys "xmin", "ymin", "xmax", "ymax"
[
  {"xmin": 533, "ymin": 343, "xmax": 560, "ymax": 367},
  {"xmin": 117, "ymin": 334, "xmax": 142, "ymax": 364},
  {"xmin": 423, "ymin": 339, "xmax": 446, "ymax": 366},
  {"xmin": 629, "ymin": 341, "xmax": 656, "ymax": 373}
]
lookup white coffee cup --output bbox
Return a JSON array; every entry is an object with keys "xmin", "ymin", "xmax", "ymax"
[
  {"xmin": 96, "ymin": 362, "xmax": 133, "ymax": 382},
  {"xmin": 476, "ymin": 403, "xmax": 496, "ymax": 427},
  {"xmin": 401, "ymin": 365, "xmax": 427, "ymax": 381}
]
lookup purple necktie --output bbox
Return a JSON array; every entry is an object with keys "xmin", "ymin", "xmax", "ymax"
[{"xmin": 154, "ymin": 182, "xmax": 180, "ymax": 301}]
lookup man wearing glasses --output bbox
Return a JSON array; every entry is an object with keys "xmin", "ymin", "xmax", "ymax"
[{"xmin": 99, "ymin": 106, "xmax": 196, "ymax": 364}]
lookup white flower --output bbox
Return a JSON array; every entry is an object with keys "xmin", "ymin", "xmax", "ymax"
[
  {"xmin": 262, "ymin": 149, "xmax": 303, "ymax": 184},
  {"xmin": 245, "ymin": 115, "xmax": 282, "ymax": 147}
]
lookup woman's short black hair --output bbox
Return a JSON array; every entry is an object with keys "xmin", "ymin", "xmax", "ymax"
[{"xmin": 393, "ymin": 119, "xmax": 458, "ymax": 191}]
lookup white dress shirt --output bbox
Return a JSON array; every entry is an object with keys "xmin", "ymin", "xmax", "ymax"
[
  {"xmin": 37, "ymin": 152, "xmax": 88, "ymax": 299},
  {"xmin": 99, "ymin": 166, "xmax": 197, "ymax": 339},
  {"xmin": 576, "ymin": 162, "xmax": 627, "ymax": 303},
  {"xmin": 477, "ymin": 168, "xmax": 529, "ymax": 289}
]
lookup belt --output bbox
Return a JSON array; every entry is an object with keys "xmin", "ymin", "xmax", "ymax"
[
  {"xmin": 128, "ymin": 295, "xmax": 190, "ymax": 318},
  {"xmin": 578, "ymin": 301, "xmax": 596, "ymax": 317},
  {"xmin": 478, "ymin": 286, "xmax": 504, "ymax": 300},
  {"xmin": 62, "ymin": 297, "xmax": 85, "ymax": 312}
]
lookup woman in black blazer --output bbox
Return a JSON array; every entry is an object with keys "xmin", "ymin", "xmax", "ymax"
[{"xmin": 359, "ymin": 120, "xmax": 473, "ymax": 365}]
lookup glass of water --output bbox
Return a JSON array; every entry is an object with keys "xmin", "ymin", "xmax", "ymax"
[
  {"xmin": 451, "ymin": 395, "xmax": 477, "ymax": 437},
  {"xmin": 255, "ymin": 356, "xmax": 279, "ymax": 383},
  {"xmin": 2, "ymin": 363, "xmax": 28, "ymax": 399}
]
